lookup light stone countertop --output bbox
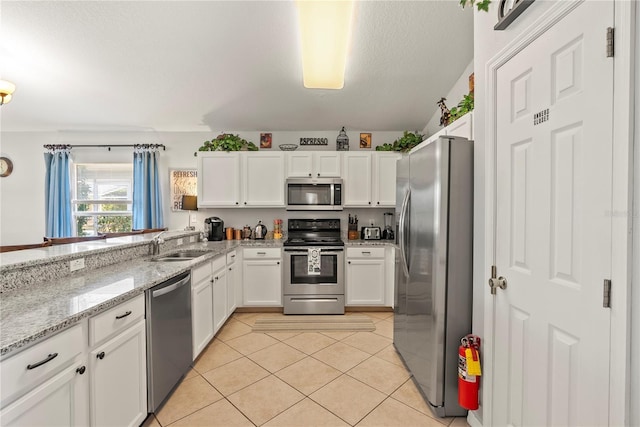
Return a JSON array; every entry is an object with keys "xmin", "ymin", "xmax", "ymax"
[
  {"xmin": 0, "ymin": 239, "xmax": 283, "ymax": 358},
  {"xmin": 344, "ymin": 239, "xmax": 397, "ymax": 247}
]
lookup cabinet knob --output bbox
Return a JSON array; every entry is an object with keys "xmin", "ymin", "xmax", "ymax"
[
  {"xmin": 244, "ymin": 202, "xmax": 247, "ymax": 205},
  {"xmin": 277, "ymin": 261, "xmax": 280, "ymax": 265},
  {"xmin": 377, "ymin": 201, "xmax": 380, "ymax": 205},
  {"xmin": 97, "ymin": 351, "xmax": 106, "ymax": 360},
  {"xmin": 76, "ymin": 366, "xmax": 86, "ymax": 375},
  {"xmin": 229, "ymin": 267, "xmax": 232, "ymax": 271},
  {"xmin": 236, "ymin": 202, "xmax": 239, "ymax": 205},
  {"xmin": 368, "ymin": 201, "xmax": 371, "ymax": 205},
  {"xmin": 308, "ymin": 173, "xmax": 312, "ymax": 177},
  {"xmin": 317, "ymin": 173, "xmax": 320, "ymax": 177},
  {"xmin": 348, "ymin": 261, "xmax": 351, "ymax": 264}
]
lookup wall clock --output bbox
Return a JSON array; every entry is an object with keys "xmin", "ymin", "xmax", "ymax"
[{"xmin": 0, "ymin": 156, "xmax": 14, "ymax": 177}]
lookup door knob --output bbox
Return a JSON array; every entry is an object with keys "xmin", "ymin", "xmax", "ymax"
[{"xmin": 488, "ymin": 266, "xmax": 507, "ymax": 295}]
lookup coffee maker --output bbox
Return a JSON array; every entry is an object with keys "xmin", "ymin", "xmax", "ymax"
[
  {"xmin": 204, "ymin": 217, "xmax": 224, "ymax": 241},
  {"xmin": 382, "ymin": 212, "xmax": 395, "ymax": 240}
]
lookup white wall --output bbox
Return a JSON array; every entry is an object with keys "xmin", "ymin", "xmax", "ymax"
[
  {"xmin": 631, "ymin": 3, "xmax": 639, "ymax": 424},
  {"xmin": 423, "ymin": 60, "xmax": 474, "ymax": 137},
  {"xmin": 0, "ymin": 129, "xmax": 403, "ymax": 245}
]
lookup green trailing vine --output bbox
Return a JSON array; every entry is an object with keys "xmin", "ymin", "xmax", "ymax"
[
  {"xmin": 198, "ymin": 133, "xmax": 258, "ymax": 152},
  {"xmin": 449, "ymin": 93, "xmax": 474, "ymax": 123},
  {"xmin": 375, "ymin": 131, "xmax": 425, "ymax": 152},
  {"xmin": 459, "ymin": 0, "xmax": 491, "ymax": 12}
]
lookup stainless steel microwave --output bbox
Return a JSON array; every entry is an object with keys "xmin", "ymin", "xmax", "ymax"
[{"xmin": 286, "ymin": 178, "xmax": 343, "ymax": 211}]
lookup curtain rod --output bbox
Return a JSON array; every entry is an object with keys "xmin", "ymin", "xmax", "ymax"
[{"xmin": 43, "ymin": 144, "xmax": 166, "ymax": 151}]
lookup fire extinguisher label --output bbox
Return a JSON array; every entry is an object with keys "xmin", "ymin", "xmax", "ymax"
[{"xmin": 458, "ymin": 354, "xmax": 477, "ymax": 383}]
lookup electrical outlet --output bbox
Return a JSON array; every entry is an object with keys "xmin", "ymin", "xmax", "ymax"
[
  {"xmin": 70, "ymin": 258, "xmax": 85, "ymax": 272},
  {"xmin": 189, "ymin": 236, "xmax": 196, "ymax": 243},
  {"xmin": 190, "ymin": 213, "xmax": 197, "ymax": 223},
  {"xmin": 177, "ymin": 238, "xmax": 184, "ymax": 246}
]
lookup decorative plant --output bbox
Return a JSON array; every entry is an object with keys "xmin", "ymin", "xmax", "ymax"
[
  {"xmin": 198, "ymin": 133, "xmax": 258, "ymax": 152},
  {"xmin": 375, "ymin": 131, "xmax": 425, "ymax": 152},
  {"xmin": 449, "ymin": 93, "xmax": 474, "ymax": 123},
  {"xmin": 459, "ymin": 0, "xmax": 491, "ymax": 12}
]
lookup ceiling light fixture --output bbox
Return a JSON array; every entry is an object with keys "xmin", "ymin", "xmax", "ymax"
[
  {"xmin": 0, "ymin": 80, "xmax": 16, "ymax": 106},
  {"xmin": 296, "ymin": 0, "xmax": 355, "ymax": 89}
]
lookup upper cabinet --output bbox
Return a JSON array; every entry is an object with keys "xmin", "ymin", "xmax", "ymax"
[
  {"xmin": 444, "ymin": 112, "xmax": 473, "ymax": 140},
  {"xmin": 343, "ymin": 152, "xmax": 401, "ymax": 207},
  {"xmin": 198, "ymin": 152, "xmax": 285, "ymax": 208},
  {"xmin": 286, "ymin": 152, "xmax": 341, "ymax": 178}
]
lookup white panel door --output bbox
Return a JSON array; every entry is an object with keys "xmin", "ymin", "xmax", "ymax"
[
  {"xmin": 373, "ymin": 153, "xmax": 401, "ymax": 206},
  {"xmin": 286, "ymin": 152, "xmax": 313, "ymax": 178},
  {"xmin": 346, "ymin": 258, "xmax": 385, "ymax": 305},
  {"xmin": 493, "ymin": 3, "xmax": 613, "ymax": 426},
  {"xmin": 343, "ymin": 153, "xmax": 372, "ymax": 206},
  {"xmin": 192, "ymin": 279, "xmax": 214, "ymax": 360},
  {"xmin": 212, "ymin": 267, "xmax": 228, "ymax": 334},
  {"xmin": 244, "ymin": 153, "xmax": 285, "ymax": 207},
  {"xmin": 198, "ymin": 153, "xmax": 241, "ymax": 207},
  {"xmin": 315, "ymin": 152, "xmax": 341, "ymax": 177}
]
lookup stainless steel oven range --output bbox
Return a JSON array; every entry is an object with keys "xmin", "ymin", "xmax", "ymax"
[{"xmin": 283, "ymin": 218, "xmax": 345, "ymax": 314}]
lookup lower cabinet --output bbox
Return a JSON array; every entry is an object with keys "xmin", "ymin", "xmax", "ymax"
[
  {"xmin": 192, "ymin": 263, "xmax": 214, "ymax": 360},
  {"xmin": 89, "ymin": 319, "xmax": 147, "ymax": 427},
  {"xmin": 346, "ymin": 247, "xmax": 386, "ymax": 306},
  {"xmin": 212, "ymin": 264, "xmax": 228, "ymax": 334},
  {"xmin": 242, "ymin": 248, "xmax": 282, "ymax": 306},
  {"xmin": 227, "ymin": 260, "xmax": 239, "ymax": 315},
  {"xmin": 0, "ymin": 358, "xmax": 89, "ymax": 427}
]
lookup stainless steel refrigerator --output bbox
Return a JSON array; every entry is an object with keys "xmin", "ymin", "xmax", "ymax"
[{"xmin": 394, "ymin": 135, "xmax": 473, "ymax": 417}]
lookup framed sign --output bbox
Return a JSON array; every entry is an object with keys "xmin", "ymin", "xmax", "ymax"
[
  {"xmin": 359, "ymin": 133, "xmax": 372, "ymax": 149},
  {"xmin": 170, "ymin": 169, "xmax": 197, "ymax": 211}
]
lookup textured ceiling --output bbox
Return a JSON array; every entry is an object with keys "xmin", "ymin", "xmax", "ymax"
[{"xmin": 0, "ymin": 1, "xmax": 473, "ymax": 133}]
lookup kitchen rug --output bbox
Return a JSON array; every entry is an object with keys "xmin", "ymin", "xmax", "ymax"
[{"xmin": 252, "ymin": 315, "xmax": 376, "ymax": 332}]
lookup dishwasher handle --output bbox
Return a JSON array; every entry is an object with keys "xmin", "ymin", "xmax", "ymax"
[{"xmin": 152, "ymin": 273, "xmax": 190, "ymax": 298}]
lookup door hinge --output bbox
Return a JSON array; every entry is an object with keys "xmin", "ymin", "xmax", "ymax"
[
  {"xmin": 606, "ymin": 27, "xmax": 614, "ymax": 57},
  {"xmin": 603, "ymin": 279, "xmax": 611, "ymax": 308}
]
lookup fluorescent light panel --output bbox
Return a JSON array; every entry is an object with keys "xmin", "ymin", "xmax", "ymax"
[{"xmin": 297, "ymin": 0, "xmax": 354, "ymax": 89}]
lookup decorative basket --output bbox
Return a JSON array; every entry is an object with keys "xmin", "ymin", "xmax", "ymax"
[{"xmin": 278, "ymin": 144, "xmax": 298, "ymax": 151}]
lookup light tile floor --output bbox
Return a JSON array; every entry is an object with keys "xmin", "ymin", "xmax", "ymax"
[{"xmin": 142, "ymin": 312, "xmax": 470, "ymax": 427}]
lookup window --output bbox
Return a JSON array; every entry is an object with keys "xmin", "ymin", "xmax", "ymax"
[{"xmin": 73, "ymin": 163, "xmax": 133, "ymax": 236}]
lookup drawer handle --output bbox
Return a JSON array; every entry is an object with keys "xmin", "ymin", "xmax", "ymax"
[
  {"xmin": 362, "ymin": 251, "xmax": 371, "ymax": 255},
  {"xmin": 26, "ymin": 353, "xmax": 58, "ymax": 370},
  {"xmin": 231, "ymin": 254, "xmax": 236, "ymax": 258},
  {"xmin": 115, "ymin": 310, "xmax": 132, "ymax": 320},
  {"xmin": 97, "ymin": 351, "xmax": 106, "ymax": 360},
  {"xmin": 257, "ymin": 252, "xmax": 266, "ymax": 255},
  {"xmin": 76, "ymin": 366, "xmax": 86, "ymax": 375}
]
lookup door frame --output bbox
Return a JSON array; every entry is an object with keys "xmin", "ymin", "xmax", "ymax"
[{"xmin": 481, "ymin": 1, "xmax": 636, "ymax": 426}]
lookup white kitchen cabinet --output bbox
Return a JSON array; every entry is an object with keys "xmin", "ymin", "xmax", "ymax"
[
  {"xmin": 226, "ymin": 250, "xmax": 238, "ymax": 315},
  {"xmin": 243, "ymin": 152, "xmax": 285, "ymax": 207},
  {"xmin": 0, "ymin": 358, "xmax": 89, "ymax": 427},
  {"xmin": 197, "ymin": 152, "xmax": 241, "ymax": 207},
  {"xmin": 373, "ymin": 153, "xmax": 402, "ymax": 206},
  {"xmin": 89, "ymin": 318, "xmax": 146, "ymax": 427},
  {"xmin": 346, "ymin": 247, "xmax": 386, "ymax": 306},
  {"xmin": 443, "ymin": 112, "xmax": 473, "ymax": 140},
  {"xmin": 342, "ymin": 153, "xmax": 373, "ymax": 207},
  {"xmin": 242, "ymin": 248, "xmax": 282, "ymax": 306},
  {"xmin": 212, "ymin": 261, "xmax": 228, "ymax": 334},
  {"xmin": 286, "ymin": 152, "xmax": 341, "ymax": 178},
  {"xmin": 191, "ymin": 262, "xmax": 214, "ymax": 360}
]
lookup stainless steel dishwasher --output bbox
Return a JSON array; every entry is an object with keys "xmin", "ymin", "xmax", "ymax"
[{"xmin": 145, "ymin": 271, "xmax": 192, "ymax": 412}]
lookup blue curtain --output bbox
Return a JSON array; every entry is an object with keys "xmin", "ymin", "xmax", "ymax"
[
  {"xmin": 133, "ymin": 147, "xmax": 164, "ymax": 229},
  {"xmin": 44, "ymin": 149, "xmax": 73, "ymax": 237}
]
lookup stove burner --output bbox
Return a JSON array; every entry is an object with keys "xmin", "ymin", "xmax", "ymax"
[{"xmin": 285, "ymin": 218, "xmax": 344, "ymax": 247}]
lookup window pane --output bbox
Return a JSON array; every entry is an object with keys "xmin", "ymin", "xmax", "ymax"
[{"xmin": 97, "ymin": 216, "xmax": 132, "ymax": 233}]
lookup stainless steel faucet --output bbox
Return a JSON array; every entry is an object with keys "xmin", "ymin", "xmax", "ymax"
[{"xmin": 151, "ymin": 231, "xmax": 167, "ymax": 255}]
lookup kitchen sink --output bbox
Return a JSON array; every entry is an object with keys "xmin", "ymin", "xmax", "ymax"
[{"xmin": 148, "ymin": 250, "xmax": 210, "ymax": 262}]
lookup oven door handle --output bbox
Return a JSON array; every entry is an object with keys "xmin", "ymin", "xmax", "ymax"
[{"xmin": 283, "ymin": 248, "xmax": 344, "ymax": 253}]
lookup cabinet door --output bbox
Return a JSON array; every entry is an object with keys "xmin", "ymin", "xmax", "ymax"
[
  {"xmin": 227, "ymin": 263, "xmax": 238, "ymax": 315},
  {"xmin": 90, "ymin": 320, "xmax": 147, "ymax": 427},
  {"xmin": 373, "ymin": 153, "xmax": 401, "ymax": 206},
  {"xmin": 0, "ymin": 360, "xmax": 89, "ymax": 427},
  {"xmin": 444, "ymin": 112, "xmax": 473, "ymax": 139},
  {"xmin": 243, "ymin": 153, "xmax": 285, "ymax": 206},
  {"xmin": 242, "ymin": 260, "xmax": 282, "ymax": 306},
  {"xmin": 212, "ymin": 267, "xmax": 228, "ymax": 334},
  {"xmin": 315, "ymin": 152, "xmax": 341, "ymax": 178},
  {"xmin": 192, "ymin": 279, "xmax": 214, "ymax": 360},
  {"xmin": 198, "ymin": 153, "xmax": 241, "ymax": 207},
  {"xmin": 286, "ymin": 152, "xmax": 314, "ymax": 178},
  {"xmin": 346, "ymin": 258, "xmax": 385, "ymax": 305},
  {"xmin": 343, "ymin": 153, "xmax": 372, "ymax": 207}
]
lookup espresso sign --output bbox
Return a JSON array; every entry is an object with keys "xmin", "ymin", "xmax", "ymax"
[{"xmin": 299, "ymin": 137, "xmax": 329, "ymax": 146}]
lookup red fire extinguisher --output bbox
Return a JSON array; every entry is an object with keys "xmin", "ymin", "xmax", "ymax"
[{"xmin": 458, "ymin": 334, "xmax": 481, "ymax": 410}]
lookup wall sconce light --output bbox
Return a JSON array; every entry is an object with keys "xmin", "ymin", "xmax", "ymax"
[
  {"xmin": 181, "ymin": 195, "xmax": 198, "ymax": 231},
  {"xmin": 296, "ymin": 0, "xmax": 355, "ymax": 89},
  {"xmin": 0, "ymin": 80, "xmax": 16, "ymax": 106}
]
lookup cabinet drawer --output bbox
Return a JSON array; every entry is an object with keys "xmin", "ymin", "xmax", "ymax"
[
  {"xmin": 243, "ymin": 248, "xmax": 280, "ymax": 259},
  {"xmin": 212, "ymin": 255, "xmax": 226, "ymax": 273},
  {"xmin": 192, "ymin": 262, "xmax": 211, "ymax": 284},
  {"xmin": 89, "ymin": 295, "xmax": 144, "ymax": 346},
  {"xmin": 1, "ymin": 322, "xmax": 85, "ymax": 405},
  {"xmin": 226, "ymin": 250, "xmax": 237, "ymax": 265},
  {"xmin": 346, "ymin": 247, "xmax": 385, "ymax": 258}
]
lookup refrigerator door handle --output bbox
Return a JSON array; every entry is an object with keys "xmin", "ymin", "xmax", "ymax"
[{"xmin": 398, "ymin": 189, "xmax": 411, "ymax": 276}]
